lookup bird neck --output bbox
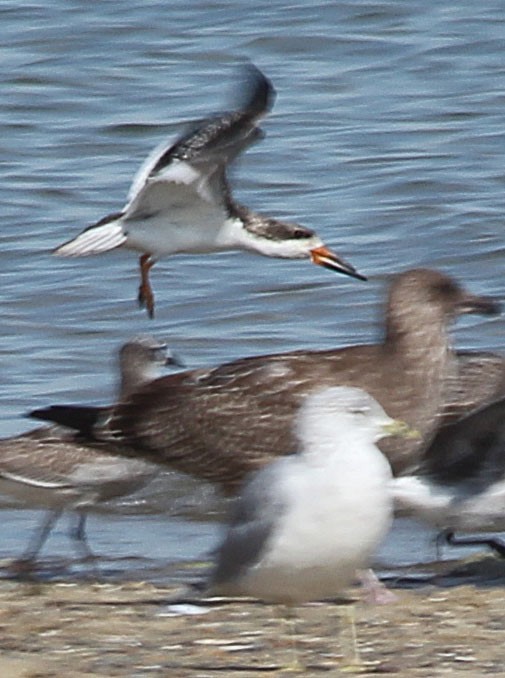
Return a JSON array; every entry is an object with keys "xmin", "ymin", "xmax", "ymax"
[
  {"xmin": 223, "ymin": 201, "xmax": 312, "ymax": 258},
  {"xmin": 383, "ymin": 303, "xmax": 453, "ymax": 373},
  {"xmin": 119, "ymin": 364, "xmax": 155, "ymax": 399},
  {"xmin": 301, "ymin": 421, "xmax": 379, "ymax": 468}
]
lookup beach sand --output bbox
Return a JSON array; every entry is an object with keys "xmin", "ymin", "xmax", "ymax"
[{"xmin": 0, "ymin": 556, "xmax": 504, "ymax": 677}]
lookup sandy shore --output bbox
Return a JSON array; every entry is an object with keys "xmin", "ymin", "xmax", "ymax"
[{"xmin": 0, "ymin": 556, "xmax": 504, "ymax": 677}]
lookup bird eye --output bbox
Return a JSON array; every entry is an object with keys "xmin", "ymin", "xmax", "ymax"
[
  {"xmin": 433, "ymin": 280, "xmax": 458, "ymax": 297},
  {"xmin": 350, "ymin": 407, "xmax": 369, "ymax": 416}
]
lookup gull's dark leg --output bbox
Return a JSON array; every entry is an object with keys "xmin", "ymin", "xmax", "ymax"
[
  {"xmin": 435, "ymin": 528, "xmax": 450, "ymax": 559},
  {"xmin": 10, "ymin": 509, "xmax": 63, "ymax": 573},
  {"xmin": 138, "ymin": 253, "xmax": 156, "ymax": 319},
  {"xmin": 69, "ymin": 512, "xmax": 96, "ymax": 562},
  {"xmin": 69, "ymin": 512, "xmax": 102, "ymax": 579}
]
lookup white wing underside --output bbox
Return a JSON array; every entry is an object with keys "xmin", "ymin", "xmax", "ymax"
[
  {"xmin": 125, "ymin": 154, "xmax": 226, "ymax": 221},
  {"xmin": 124, "ymin": 168, "xmax": 230, "ymax": 255},
  {"xmin": 55, "ymin": 147, "xmax": 230, "ymax": 257},
  {"xmin": 55, "ymin": 221, "xmax": 127, "ymax": 256},
  {"xmin": 125, "ymin": 136, "xmax": 180, "ymax": 206}
]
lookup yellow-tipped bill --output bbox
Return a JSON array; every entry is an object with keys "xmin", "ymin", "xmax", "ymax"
[{"xmin": 382, "ymin": 419, "xmax": 421, "ymax": 440}]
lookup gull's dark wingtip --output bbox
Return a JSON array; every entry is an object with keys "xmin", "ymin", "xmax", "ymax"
[{"xmin": 27, "ymin": 405, "xmax": 101, "ymax": 438}]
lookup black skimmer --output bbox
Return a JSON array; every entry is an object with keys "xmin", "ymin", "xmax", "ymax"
[{"xmin": 54, "ymin": 65, "xmax": 365, "ymax": 317}]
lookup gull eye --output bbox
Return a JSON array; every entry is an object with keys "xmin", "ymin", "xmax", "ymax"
[{"xmin": 349, "ymin": 406, "xmax": 370, "ymax": 416}]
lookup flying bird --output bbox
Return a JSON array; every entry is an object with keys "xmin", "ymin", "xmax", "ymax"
[{"xmin": 54, "ymin": 65, "xmax": 365, "ymax": 317}]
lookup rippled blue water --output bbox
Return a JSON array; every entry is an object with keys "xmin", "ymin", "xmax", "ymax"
[{"xmin": 1, "ymin": 0, "xmax": 505, "ymax": 570}]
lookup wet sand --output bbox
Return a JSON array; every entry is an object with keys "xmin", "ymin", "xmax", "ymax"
[{"xmin": 0, "ymin": 556, "xmax": 504, "ymax": 677}]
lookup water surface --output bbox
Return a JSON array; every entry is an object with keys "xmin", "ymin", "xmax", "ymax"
[{"xmin": 1, "ymin": 0, "xmax": 505, "ymax": 572}]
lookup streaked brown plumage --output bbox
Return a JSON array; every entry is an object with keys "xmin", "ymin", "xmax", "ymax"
[
  {"xmin": 0, "ymin": 336, "xmax": 180, "ymax": 566},
  {"xmin": 440, "ymin": 350, "xmax": 505, "ymax": 424},
  {"xmin": 31, "ymin": 269, "xmax": 500, "ymax": 494}
]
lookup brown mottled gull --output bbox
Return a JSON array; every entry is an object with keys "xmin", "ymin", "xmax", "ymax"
[
  {"xmin": 31, "ymin": 269, "xmax": 500, "ymax": 495},
  {"xmin": 0, "ymin": 336, "xmax": 181, "ymax": 568}
]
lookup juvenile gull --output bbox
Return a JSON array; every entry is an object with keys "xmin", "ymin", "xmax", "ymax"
[
  {"xmin": 31, "ymin": 269, "xmax": 500, "ymax": 493},
  {"xmin": 54, "ymin": 64, "xmax": 365, "ymax": 317},
  {"xmin": 0, "ymin": 336, "xmax": 181, "ymax": 568},
  {"xmin": 207, "ymin": 386, "xmax": 397, "ymax": 606},
  {"xmin": 391, "ymin": 395, "xmax": 505, "ymax": 556}
]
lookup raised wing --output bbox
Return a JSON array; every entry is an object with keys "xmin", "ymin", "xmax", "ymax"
[{"xmin": 124, "ymin": 64, "xmax": 275, "ymax": 219}]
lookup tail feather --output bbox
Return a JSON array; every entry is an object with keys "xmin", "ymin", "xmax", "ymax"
[{"xmin": 54, "ymin": 213, "xmax": 127, "ymax": 257}]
